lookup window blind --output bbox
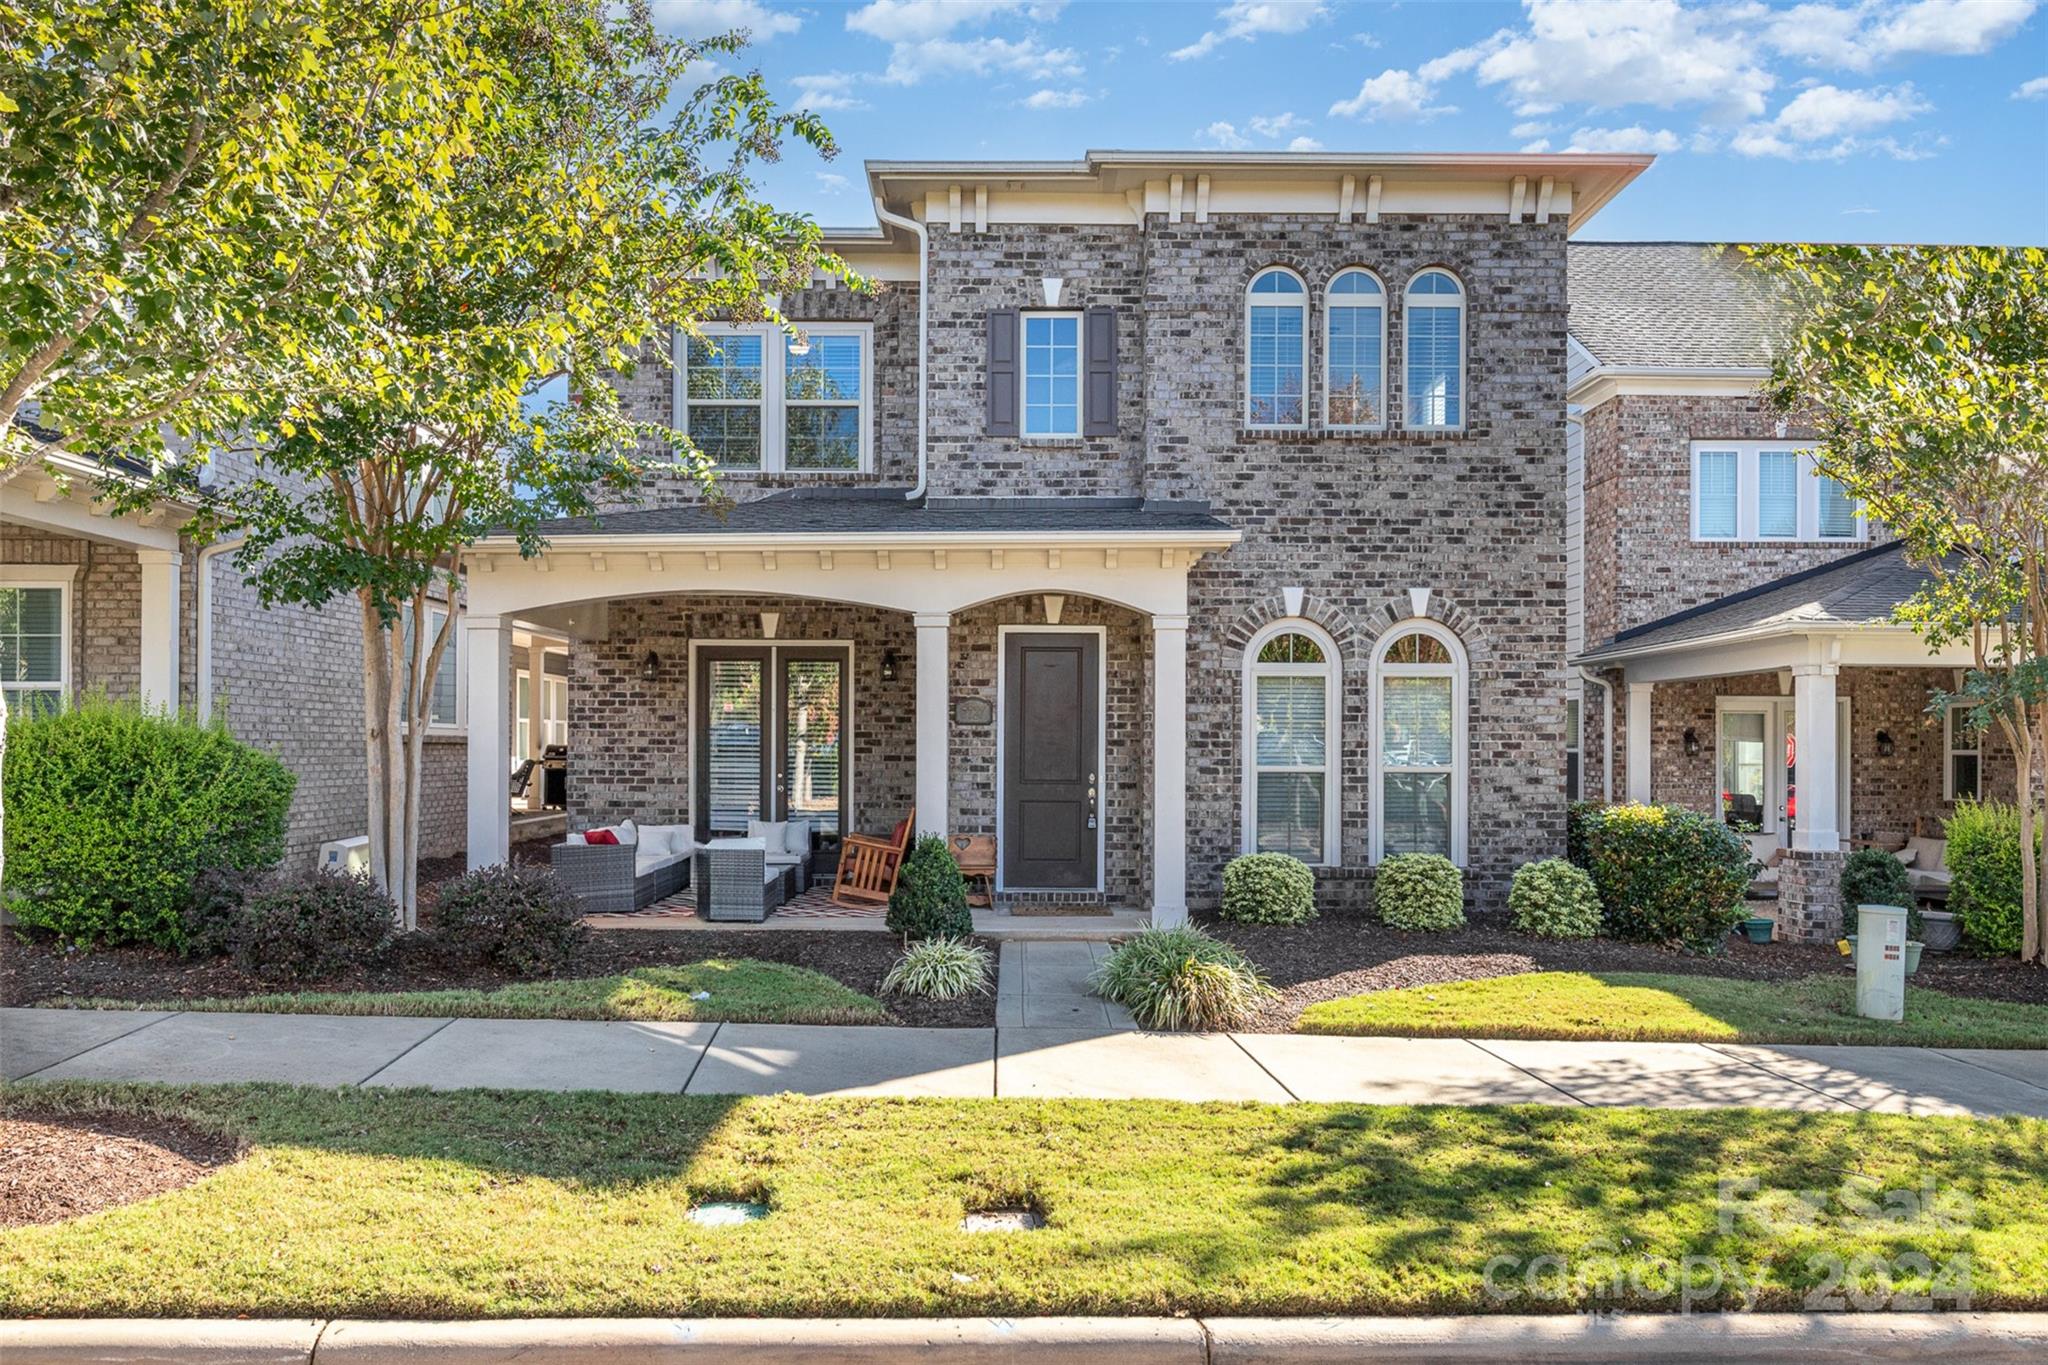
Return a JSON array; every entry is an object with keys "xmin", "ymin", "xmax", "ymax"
[
  {"xmin": 1817, "ymin": 474, "xmax": 1858, "ymax": 538},
  {"xmin": 1758, "ymin": 450, "xmax": 1799, "ymax": 537},
  {"xmin": 1405, "ymin": 305, "xmax": 1461, "ymax": 427},
  {"xmin": 1696, "ymin": 450, "xmax": 1738, "ymax": 538}
]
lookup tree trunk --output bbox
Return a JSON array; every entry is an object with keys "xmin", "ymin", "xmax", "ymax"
[{"xmin": 359, "ymin": 598, "xmax": 410, "ymax": 927}]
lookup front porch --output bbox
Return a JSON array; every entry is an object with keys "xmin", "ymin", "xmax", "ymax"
[{"xmin": 458, "ymin": 495, "xmax": 1239, "ymax": 929}]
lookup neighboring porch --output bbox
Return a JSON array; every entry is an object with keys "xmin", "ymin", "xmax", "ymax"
[{"xmin": 459, "ymin": 494, "xmax": 1239, "ymax": 929}]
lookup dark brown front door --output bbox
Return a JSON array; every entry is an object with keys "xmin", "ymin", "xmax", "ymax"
[{"xmin": 1002, "ymin": 631, "xmax": 1100, "ymax": 889}]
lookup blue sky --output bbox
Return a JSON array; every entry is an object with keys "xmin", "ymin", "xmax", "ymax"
[{"xmin": 656, "ymin": 0, "xmax": 2048, "ymax": 243}]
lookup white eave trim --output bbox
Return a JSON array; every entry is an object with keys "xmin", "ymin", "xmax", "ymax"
[
  {"xmin": 1575, "ymin": 619, "xmax": 1922, "ymax": 668},
  {"xmin": 472, "ymin": 527, "xmax": 1243, "ymax": 555},
  {"xmin": 1567, "ymin": 363, "xmax": 1772, "ymax": 408}
]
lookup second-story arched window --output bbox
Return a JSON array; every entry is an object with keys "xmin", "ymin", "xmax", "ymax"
[
  {"xmin": 1325, "ymin": 268, "xmax": 1385, "ymax": 429},
  {"xmin": 1404, "ymin": 268, "xmax": 1465, "ymax": 431},
  {"xmin": 1245, "ymin": 267, "xmax": 1307, "ymax": 429}
]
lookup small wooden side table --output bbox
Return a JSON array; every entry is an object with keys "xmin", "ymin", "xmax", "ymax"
[{"xmin": 949, "ymin": 834, "xmax": 997, "ymax": 907}]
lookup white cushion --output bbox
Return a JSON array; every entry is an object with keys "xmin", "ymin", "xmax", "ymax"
[
  {"xmin": 634, "ymin": 851, "xmax": 684, "ymax": 876},
  {"xmin": 747, "ymin": 819, "xmax": 790, "ymax": 854},
  {"xmin": 640, "ymin": 824, "xmax": 692, "ymax": 859},
  {"xmin": 616, "ymin": 818, "xmax": 639, "ymax": 847},
  {"xmin": 1909, "ymin": 868, "xmax": 1953, "ymax": 888},
  {"xmin": 784, "ymin": 821, "xmax": 815, "ymax": 855},
  {"xmin": 563, "ymin": 832, "xmax": 587, "ymax": 846},
  {"xmin": 1890, "ymin": 846, "xmax": 1918, "ymax": 868},
  {"xmin": 1905, "ymin": 836, "xmax": 1947, "ymax": 873}
]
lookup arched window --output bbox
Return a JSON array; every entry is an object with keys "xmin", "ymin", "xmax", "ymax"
[
  {"xmin": 1243, "ymin": 620, "xmax": 1340, "ymax": 865},
  {"xmin": 1404, "ymin": 268, "xmax": 1465, "ymax": 431},
  {"xmin": 1371, "ymin": 621, "xmax": 1467, "ymax": 863},
  {"xmin": 1324, "ymin": 268, "xmax": 1385, "ymax": 429},
  {"xmin": 1245, "ymin": 267, "xmax": 1307, "ymax": 429}
]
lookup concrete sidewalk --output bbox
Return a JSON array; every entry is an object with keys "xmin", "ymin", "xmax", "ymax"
[{"xmin": 8, "ymin": 1006, "xmax": 2047, "ymax": 1113}]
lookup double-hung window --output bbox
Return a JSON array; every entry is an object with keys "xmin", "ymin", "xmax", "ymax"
[
  {"xmin": 1691, "ymin": 442, "xmax": 1866, "ymax": 543},
  {"xmin": 1325, "ymin": 269, "xmax": 1386, "ymax": 429},
  {"xmin": 1022, "ymin": 312, "xmax": 1081, "ymax": 438},
  {"xmin": 0, "ymin": 574, "xmax": 70, "ymax": 717},
  {"xmin": 1945, "ymin": 704, "xmax": 1981, "ymax": 802},
  {"xmin": 1246, "ymin": 268, "xmax": 1307, "ymax": 428},
  {"xmin": 1372, "ymin": 624, "xmax": 1468, "ymax": 863},
  {"xmin": 1404, "ymin": 269, "xmax": 1465, "ymax": 430},
  {"xmin": 1243, "ymin": 624, "xmax": 1339, "ymax": 865},
  {"xmin": 402, "ymin": 605, "xmax": 461, "ymax": 731},
  {"xmin": 677, "ymin": 322, "xmax": 872, "ymax": 472}
]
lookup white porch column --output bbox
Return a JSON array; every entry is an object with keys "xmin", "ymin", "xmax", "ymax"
[
  {"xmin": 1792, "ymin": 661, "xmax": 1840, "ymax": 851},
  {"xmin": 1151, "ymin": 614, "xmax": 1189, "ymax": 927},
  {"xmin": 135, "ymin": 549, "xmax": 180, "ymax": 710},
  {"xmin": 1625, "ymin": 680, "xmax": 1654, "ymax": 803},
  {"xmin": 914, "ymin": 613, "xmax": 950, "ymax": 837},
  {"xmin": 465, "ymin": 614, "xmax": 513, "ymax": 869}
]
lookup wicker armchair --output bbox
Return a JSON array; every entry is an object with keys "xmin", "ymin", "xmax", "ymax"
[{"xmin": 551, "ymin": 840, "xmax": 689, "ymax": 914}]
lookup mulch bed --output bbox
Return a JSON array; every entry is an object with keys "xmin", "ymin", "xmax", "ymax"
[
  {"xmin": 1205, "ymin": 915, "xmax": 2048, "ymax": 1031},
  {"xmin": 0, "ymin": 1111, "xmax": 240, "ymax": 1228}
]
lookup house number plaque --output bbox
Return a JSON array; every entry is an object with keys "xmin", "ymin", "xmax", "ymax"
[{"xmin": 952, "ymin": 696, "xmax": 995, "ymax": 727}]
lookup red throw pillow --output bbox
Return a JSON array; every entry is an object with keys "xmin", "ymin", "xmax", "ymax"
[
  {"xmin": 891, "ymin": 818, "xmax": 910, "ymax": 849},
  {"xmin": 585, "ymin": 828, "xmax": 620, "ymax": 846}
]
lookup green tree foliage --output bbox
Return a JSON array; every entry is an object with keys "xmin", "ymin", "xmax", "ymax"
[{"xmin": 1739, "ymin": 244, "xmax": 2048, "ymax": 964}]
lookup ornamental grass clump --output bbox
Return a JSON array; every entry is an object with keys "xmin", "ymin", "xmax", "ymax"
[
  {"xmin": 1509, "ymin": 858, "xmax": 1603, "ymax": 940},
  {"xmin": 1374, "ymin": 853, "xmax": 1466, "ymax": 931},
  {"xmin": 880, "ymin": 936, "xmax": 992, "ymax": 999},
  {"xmin": 1090, "ymin": 926, "xmax": 1276, "ymax": 1031},
  {"xmin": 1220, "ymin": 852, "xmax": 1318, "ymax": 925}
]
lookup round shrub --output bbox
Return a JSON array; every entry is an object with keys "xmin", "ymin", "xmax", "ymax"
[
  {"xmin": 181, "ymin": 865, "xmax": 266, "ymax": 959},
  {"xmin": 2, "ymin": 697, "xmax": 294, "ymax": 948},
  {"xmin": 1090, "ymin": 925, "xmax": 1275, "ymax": 1031},
  {"xmin": 433, "ymin": 864, "xmax": 587, "ymax": 975},
  {"xmin": 1374, "ymin": 853, "xmax": 1466, "ymax": 931},
  {"xmin": 1947, "ymin": 802, "xmax": 2038, "ymax": 957},
  {"xmin": 887, "ymin": 835, "xmax": 973, "ymax": 940},
  {"xmin": 1509, "ymin": 858, "xmax": 1603, "ymax": 939},
  {"xmin": 881, "ymin": 936, "xmax": 991, "ymax": 999},
  {"xmin": 234, "ymin": 871, "xmax": 396, "ymax": 981},
  {"xmin": 1580, "ymin": 802, "xmax": 1754, "ymax": 951},
  {"xmin": 1840, "ymin": 846, "xmax": 1921, "ymax": 939},
  {"xmin": 1220, "ymin": 852, "xmax": 1318, "ymax": 925}
]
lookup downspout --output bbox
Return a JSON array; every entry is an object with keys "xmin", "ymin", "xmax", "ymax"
[
  {"xmin": 195, "ymin": 536, "xmax": 247, "ymax": 723},
  {"xmin": 871, "ymin": 196, "xmax": 929, "ymax": 501},
  {"xmin": 1579, "ymin": 667, "xmax": 1614, "ymax": 803}
]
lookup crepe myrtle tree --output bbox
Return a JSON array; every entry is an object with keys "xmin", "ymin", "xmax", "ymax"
[
  {"xmin": 116, "ymin": 2, "xmax": 855, "ymax": 925},
  {"xmin": 1740, "ymin": 244, "xmax": 2048, "ymax": 964}
]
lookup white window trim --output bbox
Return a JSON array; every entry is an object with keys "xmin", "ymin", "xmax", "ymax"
[
  {"xmin": 540, "ymin": 659, "xmax": 569, "ymax": 749},
  {"xmin": 1369, "ymin": 618, "xmax": 1468, "ymax": 865},
  {"xmin": 1689, "ymin": 441, "xmax": 1868, "ymax": 544},
  {"xmin": 1402, "ymin": 267, "xmax": 1466, "ymax": 434},
  {"xmin": 513, "ymin": 668, "xmax": 532, "ymax": 763},
  {"xmin": 1019, "ymin": 309, "xmax": 1084, "ymax": 440},
  {"xmin": 1944, "ymin": 703, "xmax": 1981, "ymax": 802},
  {"xmin": 673, "ymin": 321, "xmax": 874, "ymax": 474},
  {"xmin": 1245, "ymin": 266, "xmax": 1309, "ymax": 431},
  {"xmin": 1241, "ymin": 619, "xmax": 1342, "ymax": 868},
  {"xmin": 0, "ymin": 565, "xmax": 78, "ymax": 712},
  {"xmin": 1323, "ymin": 267, "xmax": 1388, "ymax": 432}
]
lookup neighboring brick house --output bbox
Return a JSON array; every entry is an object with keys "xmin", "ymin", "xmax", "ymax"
[{"xmin": 1567, "ymin": 243, "xmax": 2013, "ymax": 941}]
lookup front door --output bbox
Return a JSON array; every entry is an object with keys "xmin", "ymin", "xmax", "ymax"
[
  {"xmin": 695, "ymin": 645, "xmax": 848, "ymax": 854},
  {"xmin": 1715, "ymin": 697, "xmax": 1851, "ymax": 850},
  {"xmin": 1001, "ymin": 631, "xmax": 1100, "ymax": 890}
]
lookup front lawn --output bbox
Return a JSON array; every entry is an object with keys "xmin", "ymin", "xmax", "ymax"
[
  {"xmin": 57, "ymin": 961, "xmax": 887, "ymax": 1026},
  {"xmin": 1297, "ymin": 971, "xmax": 2048, "ymax": 1047},
  {"xmin": 3, "ymin": 1083, "xmax": 2043, "ymax": 1317}
]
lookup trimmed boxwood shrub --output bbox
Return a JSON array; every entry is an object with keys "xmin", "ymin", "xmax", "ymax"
[
  {"xmin": 1090, "ymin": 925, "xmax": 1275, "ymax": 1031},
  {"xmin": 1580, "ymin": 802, "xmax": 1753, "ymax": 951},
  {"xmin": 2, "ymin": 696, "xmax": 295, "ymax": 948},
  {"xmin": 1947, "ymin": 802, "xmax": 2039, "ymax": 957},
  {"xmin": 1509, "ymin": 858, "xmax": 1603, "ymax": 940},
  {"xmin": 1220, "ymin": 852, "xmax": 1317, "ymax": 925},
  {"xmin": 433, "ymin": 864, "xmax": 587, "ymax": 975},
  {"xmin": 1374, "ymin": 853, "xmax": 1466, "ymax": 931},
  {"xmin": 234, "ymin": 871, "xmax": 396, "ymax": 981},
  {"xmin": 887, "ymin": 835, "xmax": 972, "ymax": 940},
  {"xmin": 1840, "ymin": 846, "xmax": 1921, "ymax": 939}
]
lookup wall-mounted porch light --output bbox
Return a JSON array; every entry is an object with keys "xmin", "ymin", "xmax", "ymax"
[
  {"xmin": 1875, "ymin": 729, "xmax": 1896, "ymax": 758},
  {"xmin": 641, "ymin": 650, "xmax": 662, "ymax": 682},
  {"xmin": 1682, "ymin": 727, "xmax": 1701, "ymax": 759},
  {"xmin": 879, "ymin": 649, "xmax": 900, "ymax": 683}
]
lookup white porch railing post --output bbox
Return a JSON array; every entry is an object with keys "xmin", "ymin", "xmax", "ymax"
[
  {"xmin": 465, "ymin": 614, "xmax": 512, "ymax": 869},
  {"xmin": 1625, "ymin": 680, "xmax": 1654, "ymax": 803},
  {"xmin": 914, "ymin": 613, "xmax": 950, "ymax": 838},
  {"xmin": 135, "ymin": 549, "xmax": 181, "ymax": 710},
  {"xmin": 1151, "ymin": 613, "xmax": 1190, "ymax": 927},
  {"xmin": 1792, "ymin": 660, "xmax": 1840, "ymax": 851}
]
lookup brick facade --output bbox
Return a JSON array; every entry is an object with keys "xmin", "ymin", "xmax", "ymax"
[{"xmin": 0, "ymin": 525, "xmax": 142, "ymax": 700}]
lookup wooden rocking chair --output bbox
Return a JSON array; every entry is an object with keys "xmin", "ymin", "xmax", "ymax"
[{"xmin": 832, "ymin": 807, "xmax": 915, "ymax": 909}]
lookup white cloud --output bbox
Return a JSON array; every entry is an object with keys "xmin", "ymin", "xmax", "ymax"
[
  {"xmin": 1197, "ymin": 120, "xmax": 1253, "ymax": 149},
  {"xmin": 1021, "ymin": 87, "xmax": 1091, "ymax": 109},
  {"xmin": 2016, "ymin": 75, "xmax": 2048, "ymax": 99},
  {"xmin": 1841, "ymin": 205, "xmax": 1880, "ymax": 214},
  {"xmin": 790, "ymin": 72, "xmax": 868, "ymax": 111},
  {"xmin": 1286, "ymin": 135, "xmax": 1325, "ymax": 151},
  {"xmin": 844, "ymin": 0, "xmax": 1079, "ymax": 85},
  {"xmin": 1510, "ymin": 120, "xmax": 1553, "ymax": 138},
  {"xmin": 1328, "ymin": 68, "xmax": 1457, "ymax": 120},
  {"xmin": 1731, "ymin": 82, "xmax": 1936, "ymax": 158},
  {"xmin": 1762, "ymin": 1, "xmax": 2037, "ymax": 69},
  {"xmin": 846, "ymin": 0, "xmax": 1036, "ymax": 42},
  {"xmin": 1249, "ymin": 112, "xmax": 1309, "ymax": 137},
  {"xmin": 652, "ymin": 0, "xmax": 802, "ymax": 39},
  {"xmin": 815, "ymin": 172, "xmax": 851, "ymax": 195},
  {"xmin": 1558, "ymin": 124, "xmax": 1683, "ymax": 153},
  {"xmin": 1170, "ymin": 1, "xmax": 1328, "ymax": 61}
]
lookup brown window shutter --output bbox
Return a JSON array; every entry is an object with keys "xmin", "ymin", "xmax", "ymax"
[
  {"xmin": 1083, "ymin": 306, "xmax": 1118, "ymax": 436},
  {"xmin": 986, "ymin": 309, "xmax": 1019, "ymax": 436}
]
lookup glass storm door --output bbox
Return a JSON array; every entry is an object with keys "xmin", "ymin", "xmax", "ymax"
[{"xmin": 695, "ymin": 645, "xmax": 847, "ymax": 850}]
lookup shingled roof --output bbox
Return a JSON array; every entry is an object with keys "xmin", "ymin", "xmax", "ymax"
[
  {"xmin": 1567, "ymin": 242, "xmax": 1781, "ymax": 370},
  {"xmin": 528, "ymin": 488, "xmax": 1236, "ymax": 540},
  {"xmin": 1576, "ymin": 541, "xmax": 1945, "ymax": 663}
]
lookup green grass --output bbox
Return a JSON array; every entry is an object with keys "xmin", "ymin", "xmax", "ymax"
[
  {"xmin": 1297, "ymin": 971, "xmax": 2048, "ymax": 1047},
  {"xmin": 3, "ymin": 1083, "xmax": 2044, "ymax": 1317},
  {"xmin": 58, "ymin": 961, "xmax": 886, "ymax": 1026}
]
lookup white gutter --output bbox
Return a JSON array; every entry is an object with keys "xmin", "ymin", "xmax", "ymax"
[
  {"xmin": 869, "ymin": 197, "xmax": 929, "ymax": 501},
  {"xmin": 195, "ymin": 536, "xmax": 247, "ymax": 722}
]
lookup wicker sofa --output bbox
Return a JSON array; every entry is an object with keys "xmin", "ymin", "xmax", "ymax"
[{"xmin": 551, "ymin": 820, "xmax": 693, "ymax": 914}]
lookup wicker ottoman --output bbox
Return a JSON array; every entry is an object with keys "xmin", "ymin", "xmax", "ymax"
[{"xmin": 695, "ymin": 839, "xmax": 795, "ymax": 923}]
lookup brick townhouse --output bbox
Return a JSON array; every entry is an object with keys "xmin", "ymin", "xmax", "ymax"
[{"xmin": 2, "ymin": 149, "xmax": 1988, "ymax": 939}]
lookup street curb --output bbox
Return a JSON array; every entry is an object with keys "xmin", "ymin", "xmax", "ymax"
[{"xmin": 4, "ymin": 1314, "xmax": 2048, "ymax": 1363}]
